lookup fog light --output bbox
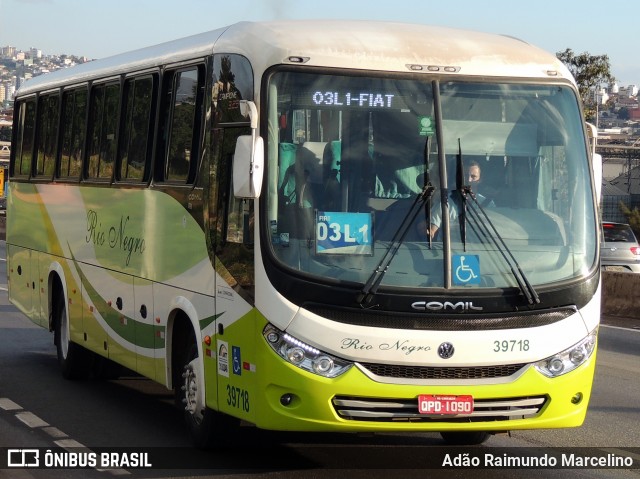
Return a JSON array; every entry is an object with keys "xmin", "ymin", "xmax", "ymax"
[
  {"xmin": 571, "ymin": 393, "xmax": 583, "ymax": 405},
  {"xmin": 280, "ymin": 394, "xmax": 293, "ymax": 406}
]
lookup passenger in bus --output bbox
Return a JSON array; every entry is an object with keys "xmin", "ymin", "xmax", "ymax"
[{"xmin": 420, "ymin": 161, "xmax": 495, "ymax": 240}]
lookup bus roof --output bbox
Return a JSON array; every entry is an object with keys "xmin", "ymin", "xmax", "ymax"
[{"xmin": 16, "ymin": 20, "xmax": 574, "ymax": 97}]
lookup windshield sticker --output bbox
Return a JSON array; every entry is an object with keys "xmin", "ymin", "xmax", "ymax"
[
  {"xmin": 316, "ymin": 211, "xmax": 373, "ymax": 255},
  {"xmin": 419, "ymin": 116, "xmax": 435, "ymax": 136},
  {"xmin": 452, "ymin": 255, "xmax": 481, "ymax": 285}
]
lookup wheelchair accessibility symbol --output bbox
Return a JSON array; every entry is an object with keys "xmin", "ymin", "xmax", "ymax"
[{"xmin": 453, "ymin": 255, "xmax": 481, "ymax": 285}]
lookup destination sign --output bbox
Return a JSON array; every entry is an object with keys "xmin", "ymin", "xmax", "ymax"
[
  {"xmin": 316, "ymin": 211, "xmax": 373, "ymax": 255},
  {"xmin": 311, "ymin": 91, "xmax": 395, "ymax": 109}
]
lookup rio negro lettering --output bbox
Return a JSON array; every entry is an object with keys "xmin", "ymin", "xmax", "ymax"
[
  {"xmin": 86, "ymin": 209, "xmax": 146, "ymax": 266},
  {"xmin": 341, "ymin": 338, "xmax": 431, "ymax": 356}
]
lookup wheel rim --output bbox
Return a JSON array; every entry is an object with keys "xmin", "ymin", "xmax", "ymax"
[{"xmin": 182, "ymin": 358, "xmax": 205, "ymax": 424}]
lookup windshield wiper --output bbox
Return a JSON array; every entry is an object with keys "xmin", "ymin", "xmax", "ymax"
[
  {"xmin": 455, "ymin": 139, "xmax": 469, "ymax": 251},
  {"xmin": 357, "ymin": 137, "xmax": 435, "ymax": 308},
  {"xmin": 456, "ymin": 144, "xmax": 540, "ymax": 306},
  {"xmin": 357, "ymin": 182, "xmax": 435, "ymax": 307}
]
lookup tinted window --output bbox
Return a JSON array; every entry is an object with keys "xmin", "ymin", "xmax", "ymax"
[
  {"xmin": 158, "ymin": 66, "xmax": 204, "ymax": 183},
  {"xmin": 14, "ymin": 99, "xmax": 36, "ymax": 177},
  {"xmin": 35, "ymin": 94, "xmax": 59, "ymax": 177},
  {"xmin": 212, "ymin": 54, "xmax": 254, "ymax": 123},
  {"xmin": 603, "ymin": 224, "xmax": 637, "ymax": 243},
  {"xmin": 119, "ymin": 75, "xmax": 155, "ymax": 181},
  {"xmin": 87, "ymin": 82, "xmax": 120, "ymax": 180},
  {"xmin": 59, "ymin": 88, "xmax": 87, "ymax": 178}
]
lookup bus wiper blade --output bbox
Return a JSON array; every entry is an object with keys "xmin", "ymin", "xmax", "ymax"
[
  {"xmin": 455, "ymin": 139, "xmax": 468, "ymax": 252},
  {"xmin": 357, "ymin": 183, "xmax": 435, "ymax": 308},
  {"xmin": 465, "ymin": 195, "xmax": 540, "ymax": 305}
]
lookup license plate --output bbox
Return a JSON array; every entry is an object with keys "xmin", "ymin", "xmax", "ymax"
[{"xmin": 418, "ymin": 395, "xmax": 474, "ymax": 415}]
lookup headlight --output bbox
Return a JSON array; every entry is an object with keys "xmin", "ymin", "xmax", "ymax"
[
  {"xmin": 534, "ymin": 330, "xmax": 597, "ymax": 378},
  {"xmin": 263, "ymin": 324, "xmax": 352, "ymax": 378}
]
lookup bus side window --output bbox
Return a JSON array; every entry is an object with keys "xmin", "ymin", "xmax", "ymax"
[
  {"xmin": 35, "ymin": 93, "xmax": 59, "ymax": 178},
  {"xmin": 157, "ymin": 66, "xmax": 205, "ymax": 183},
  {"xmin": 12, "ymin": 98, "xmax": 36, "ymax": 177},
  {"xmin": 86, "ymin": 82, "xmax": 120, "ymax": 180},
  {"xmin": 118, "ymin": 75, "xmax": 156, "ymax": 181},
  {"xmin": 59, "ymin": 88, "xmax": 87, "ymax": 179}
]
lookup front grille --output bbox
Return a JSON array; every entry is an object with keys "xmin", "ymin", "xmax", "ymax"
[
  {"xmin": 333, "ymin": 395, "xmax": 547, "ymax": 422},
  {"xmin": 359, "ymin": 362, "xmax": 526, "ymax": 380},
  {"xmin": 304, "ymin": 304, "xmax": 577, "ymax": 331}
]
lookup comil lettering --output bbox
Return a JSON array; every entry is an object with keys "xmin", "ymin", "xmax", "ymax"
[{"xmin": 412, "ymin": 301, "xmax": 483, "ymax": 312}]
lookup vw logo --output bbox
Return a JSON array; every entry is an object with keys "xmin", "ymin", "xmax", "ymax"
[{"xmin": 438, "ymin": 342, "xmax": 455, "ymax": 359}]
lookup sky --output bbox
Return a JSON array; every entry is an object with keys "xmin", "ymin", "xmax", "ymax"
[{"xmin": 1, "ymin": 0, "xmax": 638, "ymax": 86}]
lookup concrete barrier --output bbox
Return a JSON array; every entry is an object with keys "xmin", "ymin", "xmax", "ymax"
[{"xmin": 602, "ymin": 271, "xmax": 640, "ymax": 319}]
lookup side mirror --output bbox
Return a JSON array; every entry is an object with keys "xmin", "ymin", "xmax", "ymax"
[
  {"xmin": 232, "ymin": 101, "xmax": 264, "ymax": 198},
  {"xmin": 233, "ymin": 135, "xmax": 264, "ymax": 198}
]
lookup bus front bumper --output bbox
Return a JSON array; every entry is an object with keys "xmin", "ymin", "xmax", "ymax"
[{"xmin": 252, "ymin": 347, "xmax": 597, "ymax": 433}]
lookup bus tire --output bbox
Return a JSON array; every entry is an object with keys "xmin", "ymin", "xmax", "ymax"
[
  {"xmin": 53, "ymin": 291, "xmax": 93, "ymax": 380},
  {"xmin": 440, "ymin": 431, "xmax": 491, "ymax": 445},
  {"xmin": 176, "ymin": 337, "xmax": 239, "ymax": 449}
]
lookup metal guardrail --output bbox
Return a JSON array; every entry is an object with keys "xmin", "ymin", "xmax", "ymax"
[{"xmin": 596, "ymin": 144, "xmax": 640, "ymax": 161}]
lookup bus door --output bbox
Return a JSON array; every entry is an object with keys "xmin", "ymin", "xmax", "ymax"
[
  {"xmin": 207, "ymin": 124, "xmax": 256, "ymax": 422},
  {"xmin": 205, "ymin": 53, "xmax": 257, "ymax": 420}
]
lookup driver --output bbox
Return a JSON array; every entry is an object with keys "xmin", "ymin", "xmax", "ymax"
[{"xmin": 419, "ymin": 161, "xmax": 494, "ymax": 240}]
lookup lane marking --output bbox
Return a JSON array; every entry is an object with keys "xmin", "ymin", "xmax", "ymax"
[
  {"xmin": 15, "ymin": 411, "xmax": 49, "ymax": 428},
  {"xmin": 54, "ymin": 438, "xmax": 89, "ymax": 449},
  {"xmin": 601, "ymin": 324, "xmax": 640, "ymax": 333},
  {"xmin": 0, "ymin": 397, "xmax": 23, "ymax": 411},
  {"xmin": 55, "ymin": 439, "xmax": 131, "ymax": 476},
  {"xmin": 43, "ymin": 426, "xmax": 68, "ymax": 439},
  {"xmin": 1, "ymin": 397, "xmax": 132, "ymax": 476}
]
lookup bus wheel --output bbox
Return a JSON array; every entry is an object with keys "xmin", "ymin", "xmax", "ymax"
[
  {"xmin": 178, "ymin": 341, "xmax": 239, "ymax": 448},
  {"xmin": 440, "ymin": 431, "xmax": 491, "ymax": 445},
  {"xmin": 53, "ymin": 292, "xmax": 93, "ymax": 380}
]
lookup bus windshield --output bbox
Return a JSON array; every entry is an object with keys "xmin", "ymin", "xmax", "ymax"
[{"xmin": 265, "ymin": 71, "xmax": 598, "ymax": 292}]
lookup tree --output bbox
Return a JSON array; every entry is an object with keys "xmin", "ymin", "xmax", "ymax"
[
  {"xmin": 556, "ymin": 48, "xmax": 615, "ymax": 122},
  {"xmin": 619, "ymin": 202, "xmax": 640, "ymax": 238}
]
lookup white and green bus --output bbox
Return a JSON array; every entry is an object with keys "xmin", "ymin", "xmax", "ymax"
[{"xmin": 8, "ymin": 21, "xmax": 601, "ymax": 446}]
